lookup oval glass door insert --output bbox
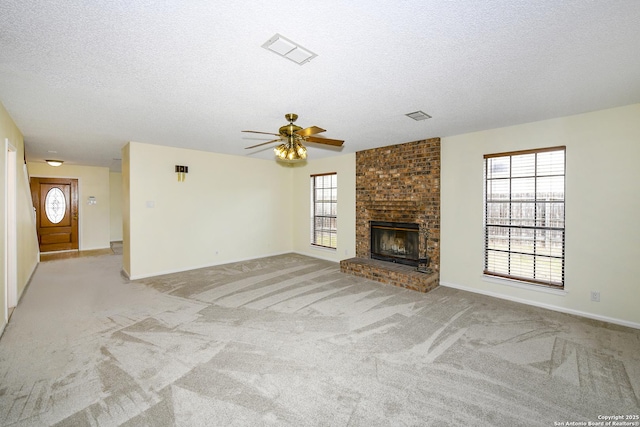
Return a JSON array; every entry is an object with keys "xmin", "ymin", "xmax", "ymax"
[{"xmin": 45, "ymin": 187, "xmax": 66, "ymax": 223}]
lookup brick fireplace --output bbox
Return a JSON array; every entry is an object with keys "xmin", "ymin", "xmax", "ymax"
[{"xmin": 340, "ymin": 137, "xmax": 440, "ymax": 293}]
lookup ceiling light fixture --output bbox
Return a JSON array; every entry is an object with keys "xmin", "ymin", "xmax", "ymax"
[
  {"xmin": 274, "ymin": 136, "xmax": 307, "ymax": 163},
  {"xmin": 262, "ymin": 34, "xmax": 317, "ymax": 65},
  {"xmin": 405, "ymin": 111, "xmax": 432, "ymax": 121},
  {"xmin": 46, "ymin": 160, "xmax": 64, "ymax": 167}
]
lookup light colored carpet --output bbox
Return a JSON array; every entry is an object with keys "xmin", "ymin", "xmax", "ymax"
[
  {"xmin": 0, "ymin": 253, "xmax": 639, "ymax": 426},
  {"xmin": 110, "ymin": 241, "xmax": 122, "ymax": 255}
]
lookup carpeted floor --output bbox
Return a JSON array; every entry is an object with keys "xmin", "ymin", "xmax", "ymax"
[{"xmin": 0, "ymin": 253, "xmax": 639, "ymax": 426}]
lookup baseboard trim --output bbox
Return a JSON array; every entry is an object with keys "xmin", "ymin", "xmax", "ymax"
[
  {"xmin": 1, "ymin": 261, "xmax": 39, "ymax": 342},
  {"xmin": 440, "ymin": 280, "xmax": 640, "ymax": 330},
  {"xmin": 79, "ymin": 246, "xmax": 112, "ymax": 251},
  {"xmin": 18, "ymin": 261, "xmax": 40, "ymax": 304}
]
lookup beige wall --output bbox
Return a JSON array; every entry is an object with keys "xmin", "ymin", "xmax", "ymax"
[
  {"xmin": 1, "ymin": 109, "xmax": 8, "ymax": 331},
  {"xmin": 124, "ymin": 141, "xmax": 293, "ymax": 279},
  {"xmin": 16, "ymin": 160, "xmax": 39, "ymax": 299},
  {"xmin": 122, "ymin": 144, "xmax": 131, "ymax": 276},
  {"xmin": 292, "ymin": 154, "xmax": 356, "ymax": 262},
  {"xmin": 28, "ymin": 162, "xmax": 111, "ymax": 250},
  {"xmin": 109, "ymin": 172, "xmax": 123, "ymax": 242},
  {"xmin": 441, "ymin": 104, "xmax": 640, "ymax": 327},
  {"xmin": 0, "ymin": 101, "xmax": 39, "ymax": 334}
]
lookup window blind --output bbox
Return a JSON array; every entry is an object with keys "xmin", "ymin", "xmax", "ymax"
[{"xmin": 484, "ymin": 146, "xmax": 566, "ymax": 288}]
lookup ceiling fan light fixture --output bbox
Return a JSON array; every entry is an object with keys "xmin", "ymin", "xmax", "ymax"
[
  {"xmin": 274, "ymin": 139, "xmax": 307, "ymax": 163},
  {"xmin": 274, "ymin": 142, "xmax": 287, "ymax": 158},
  {"xmin": 405, "ymin": 110, "xmax": 432, "ymax": 121},
  {"xmin": 244, "ymin": 113, "xmax": 342, "ymax": 162},
  {"xmin": 262, "ymin": 34, "xmax": 317, "ymax": 65},
  {"xmin": 295, "ymin": 141, "xmax": 307, "ymax": 158}
]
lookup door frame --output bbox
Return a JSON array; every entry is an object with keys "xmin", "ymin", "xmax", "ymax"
[{"xmin": 4, "ymin": 139, "xmax": 18, "ymax": 322}]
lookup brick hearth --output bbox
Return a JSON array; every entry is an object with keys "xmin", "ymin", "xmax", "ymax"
[
  {"xmin": 340, "ymin": 257, "xmax": 439, "ymax": 293},
  {"xmin": 341, "ymin": 137, "xmax": 440, "ymax": 293}
]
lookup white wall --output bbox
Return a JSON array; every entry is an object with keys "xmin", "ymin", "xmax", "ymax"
[
  {"xmin": 292, "ymin": 154, "xmax": 356, "ymax": 262},
  {"xmin": 109, "ymin": 172, "xmax": 123, "ymax": 242},
  {"xmin": 28, "ymin": 163, "xmax": 111, "ymax": 251},
  {"xmin": 123, "ymin": 141, "xmax": 293, "ymax": 279},
  {"xmin": 441, "ymin": 104, "xmax": 640, "ymax": 327}
]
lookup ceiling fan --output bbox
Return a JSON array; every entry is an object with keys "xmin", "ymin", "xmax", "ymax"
[{"xmin": 243, "ymin": 113, "xmax": 344, "ymax": 162}]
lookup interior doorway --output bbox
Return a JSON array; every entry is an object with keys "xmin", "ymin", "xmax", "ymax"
[
  {"xmin": 5, "ymin": 141, "xmax": 17, "ymax": 321},
  {"xmin": 30, "ymin": 178, "xmax": 79, "ymax": 252}
]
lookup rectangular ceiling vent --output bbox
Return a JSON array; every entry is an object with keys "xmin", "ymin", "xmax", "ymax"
[
  {"xmin": 262, "ymin": 33, "xmax": 317, "ymax": 65},
  {"xmin": 405, "ymin": 111, "xmax": 432, "ymax": 121}
]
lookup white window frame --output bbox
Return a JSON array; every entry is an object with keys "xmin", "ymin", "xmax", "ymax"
[{"xmin": 310, "ymin": 173, "xmax": 337, "ymax": 249}]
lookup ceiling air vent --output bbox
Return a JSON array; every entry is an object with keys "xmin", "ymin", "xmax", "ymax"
[
  {"xmin": 262, "ymin": 34, "xmax": 317, "ymax": 65},
  {"xmin": 405, "ymin": 111, "xmax": 432, "ymax": 121}
]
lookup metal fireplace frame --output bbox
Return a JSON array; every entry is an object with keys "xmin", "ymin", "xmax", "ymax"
[{"xmin": 370, "ymin": 221, "xmax": 420, "ymax": 267}]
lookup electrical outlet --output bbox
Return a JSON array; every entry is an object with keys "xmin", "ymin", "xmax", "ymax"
[{"xmin": 590, "ymin": 291, "xmax": 600, "ymax": 302}]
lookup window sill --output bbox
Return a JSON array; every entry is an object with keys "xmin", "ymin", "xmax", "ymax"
[{"xmin": 482, "ymin": 274, "xmax": 567, "ymax": 296}]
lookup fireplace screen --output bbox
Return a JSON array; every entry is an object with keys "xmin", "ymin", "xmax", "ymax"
[{"xmin": 370, "ymin": 221, "xmax": 419, "ymax": 266}]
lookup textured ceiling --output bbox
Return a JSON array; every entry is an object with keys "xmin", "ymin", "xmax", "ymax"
[{"xmin": 1, "ymin": 1, "xmax": 639, "ymax": 171}]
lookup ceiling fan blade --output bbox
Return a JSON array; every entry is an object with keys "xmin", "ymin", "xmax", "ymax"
[
  {"xmin": 244, "ymin": 138, "xmax": 281, "ymax": 149},
  {"xmin": 305, "ymin": 135, "xmax": 344, "ymax": 147},
  {"xmin": 242, "ymin": 130, "xmax": 281, "ymax": 136},
  {"xmin": 295, "ymin": 126, "xmax": 326, "ymax": 137}
]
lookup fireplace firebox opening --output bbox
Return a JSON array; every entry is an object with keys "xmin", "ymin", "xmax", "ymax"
[{"xmin": 370, "ymin": 221, "xmax": 422, "ymax": 267}]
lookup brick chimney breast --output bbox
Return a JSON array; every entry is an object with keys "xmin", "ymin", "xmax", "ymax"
[{"xmin": 342, "ymin": 137, "xmax": 440, "ymax": 293}]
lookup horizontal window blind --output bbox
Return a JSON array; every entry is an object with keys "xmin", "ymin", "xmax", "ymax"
[{"xmin": 484, "ymin": 147, "xmax": 565, "ymax": 288}]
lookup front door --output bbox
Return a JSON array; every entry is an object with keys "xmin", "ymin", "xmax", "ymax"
[{"xmin": 30, "ymin": 178, "xmax": 79, "ymax": 252}]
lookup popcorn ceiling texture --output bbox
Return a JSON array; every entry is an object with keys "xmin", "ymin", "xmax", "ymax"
[{"xmin": 0, "ymin": 1, "xmax": 639, "ymax": 169}]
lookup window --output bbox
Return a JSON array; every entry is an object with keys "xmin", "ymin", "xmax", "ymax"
[
  {"xmin": 311, "ymin": 173, "xmax": 337, "ymax": 249},
  {"xmin": 484, "ymin": 146, "xmax": 565, "ymax": 288},
  {"xmin": 45, "ymin": 187, "xmax": 66, "ymax": 224}
]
